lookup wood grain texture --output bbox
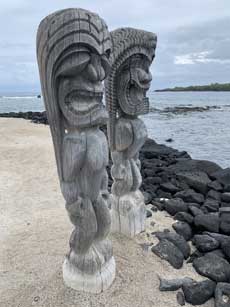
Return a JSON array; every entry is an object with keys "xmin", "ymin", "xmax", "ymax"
[
  {"xmin": 105, "ymin": 27, "xmax": 157, "ymax": 237},
  {"xmin": 36, "ymin": 8, "xmax": 115, "ymax": 292}
]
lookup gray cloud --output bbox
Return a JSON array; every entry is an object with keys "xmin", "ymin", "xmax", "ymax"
[
  {"xmin": 0, "ymin": 0, "xmax": 229, "ymax": 92},
  {"xmin": 153, "ymin": 16, "xmax": 230, "ymax": 89}
]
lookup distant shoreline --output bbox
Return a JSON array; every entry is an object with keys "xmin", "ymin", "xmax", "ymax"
[{"xmin": 155, "ymin": 82, "xmax": 230, "ymax": 92}]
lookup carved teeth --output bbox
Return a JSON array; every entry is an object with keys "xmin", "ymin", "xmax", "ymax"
[{"xmin": 67, "ymin": 90, "xmax": 103, "ymax": 101}]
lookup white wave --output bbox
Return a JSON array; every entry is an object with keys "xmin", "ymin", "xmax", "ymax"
[{"xmin": 1, "ymin": 96, "xmax": 39, "ymax": 100}]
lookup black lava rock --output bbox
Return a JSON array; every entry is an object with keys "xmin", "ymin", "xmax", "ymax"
[
  {"xmin": 177, "ymin": 291, "xmax": 185, "ymax": 306},
  {"xmin": 208, "ymin": 180, "xmax": 223, "ymax": 192},
  {"xmin": 151, "ymin": 239, "xmax": 184, "ymax": 269},
  {"xmin": 174, "ymin": 212, "xmax": 194, "ymax": 224},
  {"xmin": 193, "ymin": 253, "xmax": 230, "ymax": 282},
  {"xmin": 202, "ymin": 199, "xmax": 220, "ymax": 212},
  {"xmin": 215, "ymin": 282, "xmax": 230, "ymax": 307},
  {"xmin": 211, "ymin": 168, "xmax": 230, "ymax": 186},
  {"xmin": 141, "ymin": 139, "xmax": 177, "ymax": 159},
  {"xmin": 143, "ymin": 191, "xmax": 152, "ymax": 204},
  {"xmin": 0, "ymin": 111, "xmax": 48, "ymax": 124},
  {"xmin": 160, "ymin": 182, "xmax": 180, "ymax": 194},
  {"xmin": 156, "ymin": 189, "xmax": 172, "ymax": 199},
  {"xmin": 206, "ymin": 249, "xmax": 226, "ymax": 259},
  {"xmin": 224, "ymin": 184, "xmax": 230, "ymax": 192},
  {"xmin": 186, "ymin": 250, "xmax": 204, "ymax": 263},
  {"xmin": 221, "ymin": 237, "xmax": 230, "ymax": 259},
  {"xmin": 168, "ymin": 159, "xmax": 221, "ymax": 176},
  {"xmin": 220, "ymin": 208, "xmax": 230, "ymax": 234},
  {"xmin": 164, "ymin": 198, "xmax": 188, "ymax": 215},
  {"xmin": 175, "ymin": 189, "xmax": 204, "ymax": 204},
  {"xmin": 203, "ymin": 232, "xmax": 230, "ymax": 244},
  {"xmin": 192, "ymin": 234, "xmax": 219, "ymax": 252},
  {"xmin": 143, "ymin": 168, "xmax": 158, "ymax": 178},
  {"xmin": 194, "ymin": 160, "xmax": 222, "ymax": 175},
  {"xmin": 187, "ymin": 202, "xmax": 201, "ymax": 208},
  {"xmin": 152, "ymin": 199, "xmax": 165, "ymax": 211},
  {"xmin": 188, "ymin": 205, "xmax": 204, "ymax": 216},
  {"xmin": 207, "ymin": 190, "xmax": 221, "ymax": 201},
  {"xmin": 146, "ymin": 210, "xmax": 152, "ymax": 218},
  {"xmin": 172, "ymin": 221, "xmax": 193, "ymax": 241},
  {"xmin": 222, "ymin": 193, "xmax": 230, "ymax": 203},
  {"xmin": 177, "ymin": 171, "xmax": 211, "ymax": 194},
  {"xmin": 148, "ymin": 176, "xmax": 162, "ymax": 184},
  {"xmin": 144, "ymin": 177, "xmax": 160, "ymax": 188},
  {"xmin": 220, "ymin": 223, "xmax": 230, "ymax": 235},
  {"xmin": 159, "ymin": 277, "xmax": 193, "ymax": 291},
  {"xmin": 150, "ymin": 205, "xmax": 158, "ymax": 212},
  {"xmin": 221, "ymin": 202, "xmax": 230, "ymax": 208},
  {"xmin": 182, "ymin": 279, "xmax": 216, "ymax": 305},
  {"xmin": 194, "ymin": 213, "xmax": 219, "ymax": 233},
  {"xmin": 154, "ymin": 231, "xmax": 190, "ymax": 259}
]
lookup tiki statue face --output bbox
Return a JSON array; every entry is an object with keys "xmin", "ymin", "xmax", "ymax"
[
  {"xmin": 37, "ymin": 8, "xmax": 112, "ymax": 178},
  {"xmin": 57, "ymin": 47, "xmax": 111, "ymax": 127},
  {"xmin": 117, "ymin": 54, "xmax": 152, "ymax": 117}
]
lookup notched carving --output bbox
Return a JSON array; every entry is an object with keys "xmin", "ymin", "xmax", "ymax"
[
  {"xmin": 37, "ymin": 8, "xmax": 115, "ymax": 293},
  {"xmin": 105, "ymin": 27, "xmax": 157, "ymax": 237}
]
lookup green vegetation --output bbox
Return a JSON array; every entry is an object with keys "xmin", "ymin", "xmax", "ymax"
[{"xmin": 155, "ymin": 83, "xmax": 230, "ymax": 92}]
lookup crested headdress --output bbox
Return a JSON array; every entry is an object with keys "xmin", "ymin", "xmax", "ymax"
[
  {"xmin": 36, "ymin": 8, "xmax": 111, "ymax": 181},
  {"xmin": 105, "ymin": 27, "xmax": 157, "ymax": 151}
]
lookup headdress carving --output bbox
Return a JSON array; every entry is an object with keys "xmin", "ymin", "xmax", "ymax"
[
  {"xmin": 37, "ymin": 8, "xmax": 111, "ymax": 180},
  {"xmin": 105, "ymin": 27, "xmax": 157, "ymax": 150},
  {"xmin": 36, "ymin": 8, "xmax": 115, "ymax": 293}
]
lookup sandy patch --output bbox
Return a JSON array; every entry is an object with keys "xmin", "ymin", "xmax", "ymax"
[{"xmin": 0, "ymin": 119, "xmax": 214, "ymax": 307}]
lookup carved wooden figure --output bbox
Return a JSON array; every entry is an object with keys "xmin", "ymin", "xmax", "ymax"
[
  {"xmin": 36, "ymin": 8, "xmax": 115, "ymax": 293},
  {"xmin": 105, "ymin": 28, "xmax": 157, "ymax": 237}
]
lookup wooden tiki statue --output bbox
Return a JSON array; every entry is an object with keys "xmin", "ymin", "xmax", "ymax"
[
  {"xmin": 36, "ymin": 8, "xmax": 115, "ymax": 293},
  {"xmin": 105, "ymin": 27, "xmax": 157, "ymax": 237}
]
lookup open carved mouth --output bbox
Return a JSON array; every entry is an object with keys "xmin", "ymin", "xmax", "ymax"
[
  {"xmin": 129, "ymin": 84, "xmax": 145, "ymax": 101},
  {"xmin": 65, "ymin": 90, "xmax": 104, "ymax": 114},
  {"xmin": 127, "ymin": 83, "xmax": 149, "ymax": 108}
]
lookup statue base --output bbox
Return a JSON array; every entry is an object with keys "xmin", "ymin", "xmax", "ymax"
[
  {"xmin": 111, "ymin": 190, "xmax": 146, "ymax": 237},
  {"xmin": 63, "ymin": 256, "xmax": 116, "ymax": 293}
]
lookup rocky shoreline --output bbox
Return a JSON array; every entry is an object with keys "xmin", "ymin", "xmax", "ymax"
[
  {"xmin": 2, "ymin": 111, "xmax": 230, "ymax": 306},
  {"xmin": 0, "ymin": 111, "xmax": 48, "ymax": 124},
  {"xmin": 138, "ymin": 139, "xmax": 230, "ymax": 306},
  {"xmin": 150, "ymin": 105, "xmax": 221, "ymax": 115}
]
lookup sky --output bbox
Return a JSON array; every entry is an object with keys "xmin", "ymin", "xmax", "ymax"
[{"xmin": 0, "ymin": 0, "xmax": 229, "ymax": 93}]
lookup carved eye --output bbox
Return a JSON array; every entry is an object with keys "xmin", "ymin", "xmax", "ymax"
[
  {"xmin": 58, "ymin": 52, "xmax": 90, "ymax": 77},
  {"xmin": 105, "ymin": 49, "xmax": 111, "ymax": 59},
  {"xmin": 101, "ymin": 54, "xmax": 111, "ymax": 78}
]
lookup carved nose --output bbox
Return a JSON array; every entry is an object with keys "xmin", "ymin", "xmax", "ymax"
[
  {"xmin": 138, "ymin": 69, "xmax": 152, "ymax": 84},
  {"xmin": 87, "ymin": 54, "xmax": 105, "ymax": 82}
]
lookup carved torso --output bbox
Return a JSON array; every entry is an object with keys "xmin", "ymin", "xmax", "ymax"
[
  {"xmin": 36, "ymin": 8, "xmax": 115, "ymax": 292},
  {"xmin": 111, "ymin": 117, "xmax": 147, "ymax": 196},
  {"xmin": 105, "ymin": 28, "xmax": 157, "ymax": 197},
  {"xmin": 105, "ymin": 27, "xmax": 157, "ymax": 237},
  {"xmin": 61, "ymin": 127, "xmax": 109, "ymax": 204}
]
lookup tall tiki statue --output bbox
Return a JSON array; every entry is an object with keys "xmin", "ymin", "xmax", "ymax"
[
  {"xmin": 36, "ymin": 8, "xmax": 115, "ymax": 293},
  {"xmin": 105, "ymin": 28, "xmax": 157, "ymax": 237}
]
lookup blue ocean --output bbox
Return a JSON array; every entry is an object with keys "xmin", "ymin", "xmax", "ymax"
[{"xmin": 0, "ymin": 91, "xmax": 229, "ymax": 168}]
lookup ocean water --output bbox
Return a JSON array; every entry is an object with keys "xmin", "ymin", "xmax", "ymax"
[{"xmin": 0, "ymin": 91, "xmax": 229, "ymax": 168}]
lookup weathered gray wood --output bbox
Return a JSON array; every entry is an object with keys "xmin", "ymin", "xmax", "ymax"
[
  {"xmin": 105, "ymin": 28, "xmax": 157, "ymax": 237},
  {"xmin": 36, "ymin": 8, "xmax": 115, "ymax": 293}
]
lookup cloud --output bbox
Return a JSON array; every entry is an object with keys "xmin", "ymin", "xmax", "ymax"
[
  {"xmin": 152, "ymin": 15, "xmax": 230, "ymax": 88},
  {"xmin": 0, "ymin": 1, "xmax": 229, "ymax": 92},
  {"xmin": 174, "ymin": 52, "xmax": 210, "ymax": 65},
  {"xmin": 174, "ymin": 50, "xmax": 230, "ymax": 65}
]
